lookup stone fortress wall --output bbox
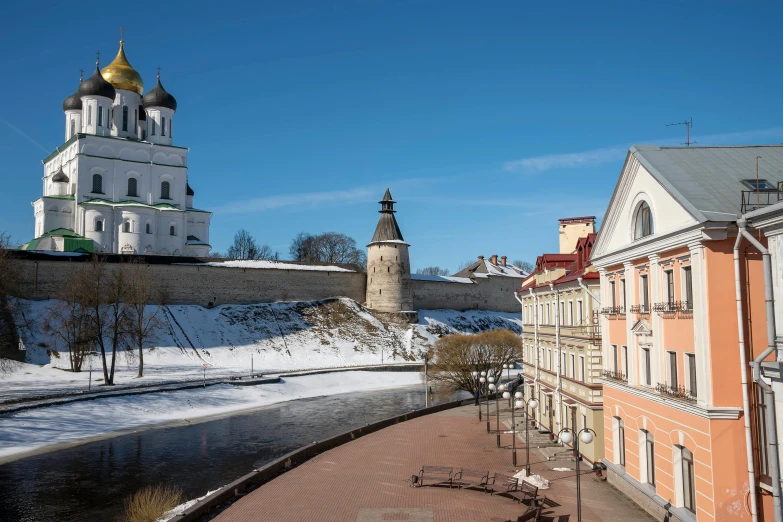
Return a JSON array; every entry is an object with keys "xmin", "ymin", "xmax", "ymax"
[{"xmin": 8, "ymin": 252, "xmax": 520, "ymax": 312}]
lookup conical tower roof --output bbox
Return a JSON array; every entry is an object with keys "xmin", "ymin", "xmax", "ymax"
[{"xmin": 370, "ymin": 188, "xmax": 405, "ymax": 243}]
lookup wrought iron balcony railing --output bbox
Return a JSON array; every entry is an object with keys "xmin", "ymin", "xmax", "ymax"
[
  {"xmin": 600, "ymin": 306, "xmax": 624, "ymax": 315},
  {"xmin": 630, "ymin": 304, "xmax": 651, "ymax": 314},
  {"xmin": 655, "ymin": 383, "xmax": 696, "ymax": 402},
  {"xmin": 651, "ymin": 301, "xmax": 693, "ymax": 313},
  {"xmin": 602, "ymin": 369, "xmax": 627, "ymax": 383}
]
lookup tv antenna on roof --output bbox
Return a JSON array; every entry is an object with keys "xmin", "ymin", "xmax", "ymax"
[{"xmin": 666, "ymin": 117, "xmax": 695, "ymax": 147}]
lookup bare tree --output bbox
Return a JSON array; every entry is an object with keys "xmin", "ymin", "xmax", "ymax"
[
  {"xmin": 427, "ymin": 329, "xmax": 523, "ymax": 393},
  {"xmin": 513, "ymin": 260, "xmax": 534, "ymax": 274},
  {"xmin": 44, "ymin": 267, "xmax": 94, "ymax": 372},
  {"xmin": 457, "ymin": 260, "xmax": 475, "ymax": 271},
  {"xmin": 81, "ymin": 256, "xmax": 130, "ymax": 385},
  {"xmin": 124, "ymin": 260, "xmax": 164, "ymax": 378},
  {"xmin": 289, "ymin": 232, "xmax": 366, "ymax": 267},
  {"xmin": 415, "ymin": 266, "xmax": 450, "ymax": 276},
  {"xmin": 226, "ymin": 229, "xmax": 278, "ymax": 260}
]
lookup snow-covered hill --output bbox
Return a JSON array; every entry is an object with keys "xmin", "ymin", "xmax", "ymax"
[{"xmin": 5, "ymin": 298, "xmax": 522, "ymax": 394}]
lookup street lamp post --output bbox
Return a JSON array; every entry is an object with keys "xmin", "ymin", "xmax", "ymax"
[
  {"xmin": 485, "ymin": 375, "xmax": 493, "ymax": 433},
  {"xmin": 493, "ymin": 383, "xmax": 504, "ymax": 447},
  {"xmin": 472, "ymin": 370, "xmax": 480, "ymax": 418},
  {"xmin": 479, "ymin": 372, "xmax": 486, "ymax": 423},
  {"xmin": 557, "ymin": 427, "xmax": 597, "ymax": 522},
  {"xmin": 504, "ymin": 391, "xmax": 538, "ymax": 474}
]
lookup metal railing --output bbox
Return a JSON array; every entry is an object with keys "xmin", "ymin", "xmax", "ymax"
[
  {"xmin": 655, "ymin": 383, "xmax": 696, "ymax": 402},
  {"xmin": 741, "ymin": 183, "xmax": 783, "ymax": 214},
  {"xmin": 652, "ymin": 301, "xmax": 693, "ymax": 313},
  {"xmin": 602, "ymin": 369, "xmax": 628, "ymax": 383},
  {"xmin": 600, "ymin": 306, "xmax": 624, "ymax": 315},
  {"xmin": 630, "ymin": 304, "xmax": 651, "ymax": 314}
]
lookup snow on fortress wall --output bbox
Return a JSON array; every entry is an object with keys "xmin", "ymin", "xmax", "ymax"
[
  {"xmin": 410, "ymin": 275, "xmax": 520, "ymax": 313},
  {"xmin": 8, "ymin": 253, "xmax": 521, "ymax": 312}
]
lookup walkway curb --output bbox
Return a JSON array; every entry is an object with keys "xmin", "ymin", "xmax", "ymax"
[{"xmin": 170, "ymin": 397, "xmax": 474, "ymax": 522}]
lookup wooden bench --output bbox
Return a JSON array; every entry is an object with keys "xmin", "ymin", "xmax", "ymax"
[
  {"xmin": 418, "ymin": 465, "xmax": 453, "ymax": 488},
  {"xmin": 454, "ymin": 468, "xmax": 489, "ymax": 490},
  {"xmin": 486, "ymin": 473, "xmax": 518, "ymax": 495},
  {"xmin": 506, "ymin": 479, "xmax": 538, "ymax": 504}
]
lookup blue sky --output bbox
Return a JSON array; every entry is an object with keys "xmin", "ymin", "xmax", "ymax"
[{"xmin": 2, "ymin": 0, "xmax": 783, "ymax": 271}]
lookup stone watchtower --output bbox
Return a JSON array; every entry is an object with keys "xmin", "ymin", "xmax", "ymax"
[{"xmin": 366, "ymin": 189, "xmax": 415, "ymax": 319}]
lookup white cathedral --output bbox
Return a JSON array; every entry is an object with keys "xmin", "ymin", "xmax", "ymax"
[{"xmin": 22, "ymin": 37, "xmax": 211, "ymax": 256}]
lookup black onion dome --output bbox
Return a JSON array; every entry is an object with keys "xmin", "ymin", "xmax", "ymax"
[
  {"xmin": 77, "ymin": 65, "xmax": 116, "ymax": 100},
  {"xmin": 52, "ymin": 167, "xmax": 69, "ymax": 183},
  {"xmin": 62, "ymin": 89, "xmax": 82, "ymax": 112},
  {"xmin": 142, "ymin": 77, "xmax": 177, "ymax": 111}
]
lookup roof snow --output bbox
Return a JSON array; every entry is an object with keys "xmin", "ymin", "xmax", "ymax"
[
  {"xmin": 180, "ymin": 260, "xmax": 355, "ymax": 272},
  {"xmin": 410, "ymin": 274, "xmax": 473, "ymax": 284}
]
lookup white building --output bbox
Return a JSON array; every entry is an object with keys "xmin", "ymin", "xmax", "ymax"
[{"xmin": 23, "ymin": 38, "xmax": 211, "ymax": 256}]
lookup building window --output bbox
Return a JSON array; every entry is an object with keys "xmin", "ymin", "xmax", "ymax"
[
  {"xmin": 742, "ymin": 179, "xmax": 775, "ymax": 190},
  {"xmin": 134, "ymin": 109, "xmax": 138, "ymax": 130},
  {"xmin": 642, "ymin": 347, "xmax": 651, "ymax": 386},
  {"xmin": 92, "ymin": 174, "xmax": 103, "ymax": 194},
  {"xmin": 756, "ymin": 384, "xmax": 770, "ymax": 477},
  {"xmin": 610, "ymin": 280, "xmax": 616, "ymax": 308},
  {"xmin": 123, "ymin": 221, "xmax": 130, "ymax": 233},
  {"xmin": 97, "ymin": 106, "xmax": 103, "ymax": 127},
  {"xmin": 162, "ymin": 116, "xmax": 166, "ymax": 136},
  {"xmin": 568, "ymin": 301, "xmax": 574, "ymax": 325},
  {"xmin": 70, "ymin": 119, "xmax": 75, "ymax": 138},
  {"xmin": 634, "ymin": 201, "xmax": 653, "ymax": 239},
  {"xmin": 668, "ymin": 351, "xmax": 678, "ymax": 389},
  {"xmin": 122, "ymin": 106, "xmax": 128, "ymax": 131},
  {"xmin": 580, "ymin": 356, "xmax": 585, "ymax": 382},
  {"xmin": 622, "ymin": 346, "xmax": 628, "ymax": 378},
  {"xmin": 127, "ymin": 178, "xmax": 138, "ymax": 197},
  {"xmin": 665, "ymin": 270, "xmax": 675, "ymax": 304},
  {"xmin": 683, "ymin": 267, "xmax": 693, "ymax": 310},
  {"xmin": 146, "ymin": 223, "xmax": 151, "ymax": 234},
  {"xmin": 95, "ymin": 220, "xmax": 103, "ymax": 232},
  {"xmin": 620, "ymin": 279, "xmax": 626, "ymax": 311},
  {"xmin": 88, "ymin": 105, "xmax": 92, "ymax": 125},
  {"xmin": 151, "ymin": 119, "xmax": 156, "ymax": 135},
  {"xmin": 686, "ymin": 353, "xmax": 697, "ymax": 398},
  {"xmin": 644, "ymin": 430, "xmax": 655, "ymax": 485},
  {"xmin": 161, "ymin": 181, "xmax": 170, "ymax": 199},
  {"xmin": 682, "ymin": 446, "xmax": 696, "ymax": 513},
  {"xmin": 170, "ymin": 225, "xmax": 176, "ymax": 236},
  {"xmin": 612, "ymin": 345, "xmax": 618, "ymax": 373},
  {"xmin": 169, "ymin": 119, "xmax": 172, "ymax": 137},
  {"xmin": 640, "ymin": 274, "xmax": 649, "ymax": 311},
  {"xmin": 559, "ymin": 302, "xmax": 564, "ymax": 325},
  {"xmin": 617, "ymin": 417, "xmax": 626, "ymax": 467},
  {"xmin": 577, "ymin": 300, "xmax": 583, "ymax": 323},
  {"xmin": 570, "ymin": 354, "xmax": 575, "ymax": 378}
]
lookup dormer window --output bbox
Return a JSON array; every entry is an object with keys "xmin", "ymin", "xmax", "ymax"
[{"xmin": 633, "ymin": 201, "xmax": 653, "ymax": 240}]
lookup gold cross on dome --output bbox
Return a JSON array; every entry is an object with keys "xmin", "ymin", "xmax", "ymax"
[
  {"xmin": 119, "ymin": 26, "xmax": 125, "ymax": 42},
  {"xmin": 157, "ymin": 66, "xmax": 161, "ymax": 79}
]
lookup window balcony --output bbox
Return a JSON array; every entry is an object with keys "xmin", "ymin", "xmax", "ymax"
[
  {"xmin": 630, "ymin": 304, "xmax": 651, "ymax": 314},
  {"xmin": 655, "ymin": 383, "xmax": 696, "ymax": 403},
  {"xmin": 602, "ymin": 369, "xmax": 628, "ymax": 383},
  {"xmin": 652, "ymin": 301, "xmax": 693, "ymax": 314},
  {"xmin": 600, "ymin": 306, "xmax": 624, "ymax": 315}
]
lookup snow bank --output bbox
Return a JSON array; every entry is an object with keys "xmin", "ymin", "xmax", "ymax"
[{"xmin": 0, "ymin": 371, "xmax": 423, "ymax": 461}]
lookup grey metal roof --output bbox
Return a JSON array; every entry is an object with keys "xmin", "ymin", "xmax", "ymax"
[
  {"xmin": 370, "ymin": 189, "xmax": 405, "ymax": 243},
  {"xmin": 630, "ymin": 144, "xmax": 783, "ymax": 222}
]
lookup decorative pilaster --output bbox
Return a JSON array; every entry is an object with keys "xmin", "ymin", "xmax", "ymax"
[
  {"xmin": 624, "ymin": 262, "xmax": 636, "ymax": 385},
  {"xmin": 648, "ymin": 254, "xmax": 661, "ymax": 386},
  {"xmin": 598, "ymin": 268, "xmax": 609, "ymax": 380},
  {"xmin": 688, "ymin": 241, "xmax": 710, "ymax": 406}
]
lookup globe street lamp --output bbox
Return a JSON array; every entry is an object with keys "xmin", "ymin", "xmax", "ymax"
[
  {"xmin": 504, "ymin": 391, "xmax": 538, "ymax": 473},
  {"xmin": 485, "ymin": 375, "xmax": 494, "ymax": 432},
  {"xmin": 557, "ymin": 427, "xmax": 597, "ymax": 522},
  {"xmin": 479, "ymin": 373, "xmax": 486, "ymax": 423},
  {"xmin": 503, "ymin": 364, "xmax": 511, "ymax": 406},
  {"xmin": 471, "ymin": 370, "xmax": 480, "ymax": 417}
]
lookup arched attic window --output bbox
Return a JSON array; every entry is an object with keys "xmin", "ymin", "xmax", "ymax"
[
  {"xmin": 95, "ymin": 220, "xmax": 103, "ymax": 232},
  {"xmin": 127, "ymin": 178, "xmax": 138, "ymax": 197},
  {"xmin": 161, "ymin": 181, "xmax": 170, "ymax": 199},
  {"xmin": 633, "ymin": 201, "xmax": 653, "ymax": 240},
  {"xmin": 170, "ymin": 225, "xmax": 176, "ymax": 236},
  {"xmin": 92, "ymin": 174, "xmax": 103, "ymax": 194}
]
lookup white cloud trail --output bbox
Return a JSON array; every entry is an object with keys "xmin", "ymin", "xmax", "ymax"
[{"xmin": 1, "ymin": 119, "xmax": 49, "ymax": 154}]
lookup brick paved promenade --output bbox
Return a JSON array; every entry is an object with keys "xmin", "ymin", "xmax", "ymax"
[{"xmin": 215, "ymin": 404, "xmax": 654, "ymax": 522}]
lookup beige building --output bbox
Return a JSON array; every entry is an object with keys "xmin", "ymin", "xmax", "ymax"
[
  {"xmin": 518, "ymin": 231, "xmax": 605, "ymax": 464},
  {"xmin": 559, "ymin": 216, "xmax": 596, "ymax": 254}
]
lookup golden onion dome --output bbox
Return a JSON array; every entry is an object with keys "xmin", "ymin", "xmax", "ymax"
[{"xmin": 100, "ymin": 41, "xmax": 143, "ymax": 95}]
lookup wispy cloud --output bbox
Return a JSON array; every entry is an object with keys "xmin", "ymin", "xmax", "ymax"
[
  {"xmin": 215, "ymin": 187, "xmax": 375, "ymax": 214},
  {"xmin": 0, "ymin": 119, "xmax": 49, "ymax": 154},
  {"xmin": 503, "ymin": 127, "xmax": 783, "ymax": 174}
]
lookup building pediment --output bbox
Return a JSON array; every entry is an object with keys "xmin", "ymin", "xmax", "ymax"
[{"xmin": 631, "ymin": 318, "xmax": 652, "ymax": 334}]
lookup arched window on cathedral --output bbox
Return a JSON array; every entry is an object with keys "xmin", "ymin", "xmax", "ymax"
[
  {"xmin": 97, "ymin": 106, "xmax": 103, "ymax": 127},
  {"xmin": 70, "ymin": 119, "xmax": 75, "ymax": 138},
  {"xmin": 146, "ymin": 223, "xmax": 151, "ymax": 234},
  {"xmin": 161, "ymin": 181, "xmax": 170, "ymax": 199},
  {"xmin": 633, "ymin": 201, "xmax": 653, "ymax": 240},
  {"xmin": 123, "ymin": 221, "xmax": 131, "ymax": 233},
  {"xmin": 170, "ymin": 225, "xmax": 176, "ymax": 236},
  {"xmin": 95, "ymin": 220, "xmax": 103, "ymax": 232},
  {"xmin": 87, "ymin": 106, "xmax": 92, "ymax": 125},
  {"xmin": 122, "ymin": 106, "xmax": 128, "ymax": 132},
  {"xmin": 162, "ymin": 116, "xmax": 166, "ymax": 136},
  {"xmin": 169, "ymin": 119, "xmax": 173, "ymax": 138},
  {"xmin": 151, "ymin": 119, "xmax": 156, "ymax": 136},
  {"xmin": 92, "ymin": 174, "xmax": 103, "ymax": 194},
  {"xmin": 127, "ymin": 178, "xmax": 138, "ymax": 197}
]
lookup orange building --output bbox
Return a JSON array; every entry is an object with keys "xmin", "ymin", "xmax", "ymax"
[{"xmin": 590, "ymin": 145, "xmax": 782, "ymax": 522}]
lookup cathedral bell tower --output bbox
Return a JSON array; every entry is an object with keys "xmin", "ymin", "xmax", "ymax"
[{"xmin": 366, "ymin": 189, "xmax": 415, "ymax": 319}]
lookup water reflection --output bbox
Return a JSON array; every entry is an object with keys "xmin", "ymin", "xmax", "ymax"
[{"xmin": 0, "ymin": 386, "xmax": 466, "ymax": 522}]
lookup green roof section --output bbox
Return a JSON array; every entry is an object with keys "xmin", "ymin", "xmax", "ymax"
[
  {"xmin": 42, "ymin": 194, "xmax": 76, "ymax": 200},
  {"xmin": 44, "ymin": 132, "xmax": 190, "ymax": 164},
  {"xmin": 21, "ymin": 228, "xmax": 94, "ymax": 253},
  {"xmin": 79, "ymin": 198, "xmax": 185, "ymax": 212}
]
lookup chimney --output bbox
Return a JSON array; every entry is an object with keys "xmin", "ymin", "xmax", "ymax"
[
  {"xmin": 490, "ymin": 254, "xmax": 498, "ymax": 265},
  {"xmin": 500, "ymin": 256, "xmax": 507, "ymax": 266},
  {"xmin": 478, "ymin": 255, "xmax": 485, "ymax": 261}
]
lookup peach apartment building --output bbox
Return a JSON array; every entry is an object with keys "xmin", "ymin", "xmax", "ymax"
[{"xmin": 590, "ymin": 145, "xmax": 783, "ymax": 522}]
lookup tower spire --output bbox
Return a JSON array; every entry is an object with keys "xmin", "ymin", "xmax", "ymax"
[{"xmin": 379, "ymin": 188, "xmax": 396, "ymax": 213}]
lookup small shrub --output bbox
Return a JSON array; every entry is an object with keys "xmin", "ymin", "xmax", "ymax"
[{"xmin": 121, "ymin": 484, "xmax": 184, "ymax": 522}]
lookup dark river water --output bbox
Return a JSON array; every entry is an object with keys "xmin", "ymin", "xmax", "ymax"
[{"xmin": 0, "ymin": 384, "xmax": 468, "ymax": 522}]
